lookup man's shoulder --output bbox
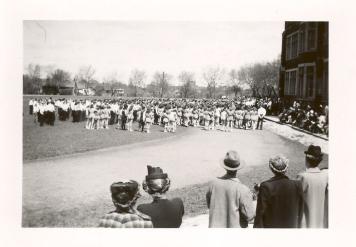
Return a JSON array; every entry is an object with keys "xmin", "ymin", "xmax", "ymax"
[{"xmin": 170, "ymin": 197, "xmax": 184, "ymax": 207}]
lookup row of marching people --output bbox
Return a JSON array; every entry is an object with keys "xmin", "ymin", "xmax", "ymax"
[
  {"xmin": 28, "ymin": 97, "xmax": 267, "ymax": 132},
  {"xmin": 170, "ymin": 106, "xmax": 267, "ymax": 131}
]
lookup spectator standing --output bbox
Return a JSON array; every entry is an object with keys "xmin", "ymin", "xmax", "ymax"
[
  {"xmin": 206, "ymin": 150, "xmax": 255, "ymax": 228},
  {"xmin": 99, "ymin": 180, "xmax": 153, "ymax": 228},
  {"xmin": 297, "ymin": 145, "xmax": 328, "ymax": 228},
  {"xmin": 138, "ymin": 166, "xmax": 184, "ymax": 228},
  {"xmin": 254, "ymin": 155, "xmax": 303, "ymax": 228}
]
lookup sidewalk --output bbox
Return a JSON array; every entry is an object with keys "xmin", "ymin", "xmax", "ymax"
[
  {"xmin": 264, "ymin": 116, "xmax": 328, "ymax": 154},
  {"xmin": 264, "ymin": 116, "xmax": 328, "ymax": 141},
  {"xmin": 181, "ymin": 214, "xmax": 254, "ymax": 228}
]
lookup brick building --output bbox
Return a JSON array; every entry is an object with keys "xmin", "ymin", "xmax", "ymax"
[{"xmin": 279, "ymin": 21, "xmax": 328, "ymax": 104}]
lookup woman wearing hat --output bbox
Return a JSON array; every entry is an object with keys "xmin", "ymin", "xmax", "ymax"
[
  {"xmin": 137, "ymin": 166, "xmax": 184, "ymax": 228},
  {"xmin": 99, "ymin": 180, "xmax": 153, "ymax": 228},
  {"xmin": 254, "ymin": 155, "xmax": 303, "ymax": 228},
  {"xmin": 297, "ymin": 145, "xmax": 328, "ymax": 228},
  {"xmin": 206, "ymin": 150, "xmax": 255, "ymax": 228}
]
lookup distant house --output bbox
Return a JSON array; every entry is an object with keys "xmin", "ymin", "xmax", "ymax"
[
  {"xmin": 100, "ymin": 83, "xmax": 125, "ymax": 97},
  {"xmin": 112, "ymin": 88, "xmax": 125, "ymax": 97},
  {"xmin": 74, "ymin": 80, "xmax": 95, "ymax": 96},
  {"xmin": 58, "ymin": 80, "xmax": 95, "ymax": 96}
]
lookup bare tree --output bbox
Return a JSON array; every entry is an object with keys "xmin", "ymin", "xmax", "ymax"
[
  {"xmin": 77, "ymin": 65, "xmax": 96, "ymax": 88},
  {"xmin": 27, "ymin": 64, "xmax": 42, "ymax": 93},
  {"xmin": 238, "ymin": 65, "xmax": 258, "ymax": 97},
  {"xmin": 227, "ymin": 69, "xmax": 243, "ymax": 98},
  {"xmin": 50, "ymin": 69, "xmax": 71, "ymax": 90},
  {"xmin": 178, "ymin": 71, "xmax": 196, "ymax": 98},
  {"xmin": 202, "ymin": 67, "xmax": 225, "ymax": 98},
  {"xmin": 152, "ymin": 71, "xmax": 172, "ymax": 98},
  {"xmin": 128, "ymin": 69, "xmax": 146, "ymax": 97},
  {"xmin": 238, "ymin": 58, "xmax": 280, "ymax": 97}
]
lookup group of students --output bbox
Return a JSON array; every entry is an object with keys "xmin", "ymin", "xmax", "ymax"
[
  {"xmin": 279, "ymin": 101, "xmax": 329, "ymax": 136},
  {"xmin": 28, "ymin": 97, "xmax": 269, "ymax": 132},
  {"xmin": 28, "ymin": 98, "xmax": 56, "ymax": 126},
  {"xmin": 99, "ymin": 144, "xmax": 328, "ymax": 228}
]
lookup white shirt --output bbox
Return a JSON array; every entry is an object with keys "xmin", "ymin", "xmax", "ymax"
[
  {"xmin": 47, "ymin": 104, "xmax": 55, "ymax": 112},
  {"xmin": 258, "ymin": 107, "xmax": 266, "ymax": 118}
]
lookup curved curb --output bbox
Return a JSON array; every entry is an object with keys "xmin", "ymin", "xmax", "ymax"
[{"xmin": 264, "ymin": 116, "xmax": 328, "ymax": 141}]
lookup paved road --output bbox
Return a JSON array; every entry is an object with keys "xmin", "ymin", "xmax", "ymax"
[{"xmin": 23, "ymin": 127, "xmax": 326, "ymax": 217}]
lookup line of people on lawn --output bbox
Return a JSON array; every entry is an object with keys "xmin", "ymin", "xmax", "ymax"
[
  {"xmin": 28, "ymin": 97, "xmax": 268, "ymax": 132},
  {"xmin": 279, "ymin": 101, "xmax": 329, "ymax": 136},
  {"xmin": 99, "ymin": 144, "xmax": 328, "ymax": 228},
  {"xmin": 28, "ymin": 98, "xmax": 56, "ymax": 126}
]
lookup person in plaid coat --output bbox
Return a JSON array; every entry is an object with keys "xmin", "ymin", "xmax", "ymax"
[{"xmin": 99, "ymin": 180, "xmax": 153, "ymax": 228}]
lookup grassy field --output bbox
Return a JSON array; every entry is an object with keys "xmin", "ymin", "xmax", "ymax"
[{"xmin": 23, "ymin": 95, "xmax": 190, "ymax": 161}]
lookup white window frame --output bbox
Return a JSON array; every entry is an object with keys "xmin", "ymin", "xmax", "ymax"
[
  {"xmin": 298, "ymin": 28, "xmax": 306, "ymax": 54},
  {"xmin": 285, "ymin": 68, "xmax": 298, "ymax": 96},
  {"xmin": 286, "ymin": 31, "xmax": 299, "ymax": 61},
  {"xmin": 297, "ymin": 63, "xmax": 316, "ymax": 99},
  {"xmin": 306, "ymin": 22, "xmax": 318, "ymax": 51},
  {"xmin": 297, "ymin": 65, "xmax": 305, "ymax": 97},
  {"xmin": 305, "ymin": 63, "xmax": 316, "ymax": 99},
  {"xmin": 322, "ymin": 61, "xmax": 328, "ymax": 99}
]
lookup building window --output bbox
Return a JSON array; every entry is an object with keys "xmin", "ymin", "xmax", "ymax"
[
  {"xmin": 284, "ymin": 69, "xmax": 297, "ymax": 95},
  {"xmin": 284, "ymin": 72, "xmax": 290, "ymax": 95},
  {"xmin": 290, "ymin": 70, "xmax": 296, "ymax": 95},
  {"xmin": 323, "ymin": 61, "xmax": 328, "ymax": 99},
  {"xmin": 307, "ymin": 22, "xmax": 317, "ymax": 50},
  {"xmin": 286, "ymin": 32, "xmax": 299, "ymax": 60},
  {"xmin": 298, "ymin": 67, "xmax": 304, "ymax": 96},
  {"xmin": 299, "ymin": 29, "xmax": 305, "ymax": 53},
  {"xmin": 306, "ymin": 65, "xmax": 315, "ymax": 97}
]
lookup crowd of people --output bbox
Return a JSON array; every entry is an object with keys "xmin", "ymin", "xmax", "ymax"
[
  {"xmin": 28, "ymin": 96, "xmax": 272, "ymax": 132},
  {"xmin": 278, "ymin": 101, "xmax": 329, "ymax": 136},
  {"xmin": 99, "ymin": 144, "xmax": 328, "ymax": 228}
]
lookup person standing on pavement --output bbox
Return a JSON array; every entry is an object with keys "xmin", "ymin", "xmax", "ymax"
[
  {"xmin": 297, "ymin": 145, "xmax": 328, "ymax": 228},
  {"xmin": 206, "ymin": 150, "xmax": 255, "ymax": 228},
  {"xmin": 254, "ymin": 155, "xmax": 303, "ymax": 228},
  {"xmin": 256, "ymin": 104, "xmax": 266, "ymax": 130},
  {"xmin": 137, "ymin": 166, "xmax": 184, "ymax": 228}
]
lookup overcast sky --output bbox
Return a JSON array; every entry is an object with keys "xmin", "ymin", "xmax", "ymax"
[{"xmin": 23, "ymin": 21, "xmax": 284, "ymax": 85}]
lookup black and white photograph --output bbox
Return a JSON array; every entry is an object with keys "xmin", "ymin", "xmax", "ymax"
[
  {"xmin": 1, "ymin": 0, "xmax": 356, "ymax": 246},
  {"xmin": 22, "ymin": 20, "xmax": 329, "ymax": 228}
]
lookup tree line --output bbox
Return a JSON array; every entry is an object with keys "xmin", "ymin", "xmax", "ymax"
[{"xmin": 23, "ymin": 57, "xmax": 280, "ymax": 98}]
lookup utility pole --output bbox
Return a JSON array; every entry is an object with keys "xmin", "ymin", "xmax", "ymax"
[{"xmin": 161, "ymin": 72, "xmax": 165, "ymax": 98}]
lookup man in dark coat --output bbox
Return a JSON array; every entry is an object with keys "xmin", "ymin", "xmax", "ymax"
[
  {"xmin": 254, "ymin": 155, "xmax": 303, "ymax": 228},
  {"xmin": 137, "ymin": 166, "xmax": 184, "ymax": 228}
]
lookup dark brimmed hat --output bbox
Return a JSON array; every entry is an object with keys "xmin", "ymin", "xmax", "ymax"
[
  {"xmin": 221, "ymin": 150, "xmax": 244, "ymax": 171},
  {"xmin": 304, "ymin": 145, "xmax": 323, "ymax": 160},
  {"xmin": 145, "ymin": 165, "xmax": 168, "ymax": 180}
]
